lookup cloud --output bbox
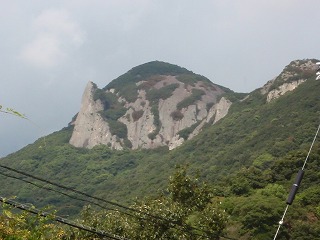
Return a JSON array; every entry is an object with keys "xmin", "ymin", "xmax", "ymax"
[{"xmin": 20, "ymin": 9, "xmax": 85, "ymax": 68}]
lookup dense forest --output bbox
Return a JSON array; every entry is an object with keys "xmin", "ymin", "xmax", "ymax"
[{"xmin": 1, "ymin": 60, "xmax": 320, "ymax": 239}]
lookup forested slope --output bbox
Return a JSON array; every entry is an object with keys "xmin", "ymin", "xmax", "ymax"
[{"xmin": 1, "ymin": 62, "xmax": 320, "ymax": 239}]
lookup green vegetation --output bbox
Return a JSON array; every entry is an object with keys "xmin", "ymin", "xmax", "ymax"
[
  {"xmin": 108, "ymin": 120, "xmax": 127, "ymax": 139},
  {"xmin": 148, "ymin": 105, "xmax": 160, "ymax": 140},
  {"xmin": 177, "ymin": 122, "xmax": 201, "ymax": 140},
  {"xmin": 132, "ymin": 109, "xmax": 144, "ymax": 121},
  {"xmin": 128, "ymin": 61, "xmax": 192, "ymax": 77},
  {"xmin": 177, "ymin": 89, "xmax": 205, "ymax": 110},
  {"xmin": 270, "ymin": 59, "xmax": 318, "ymax": 91},
  {"xmin": 0, "ymin": 167, "xmax": 228, "ymax": 239},
  {"xmin": 145, "ymin": 82, "xmax": 180, "ymax": 139},
  {"xmin": 176, "ymin": 73, "xmax": 211, "ymax": 87},
  {"xmin": 1, "ymin": 62, "xmax": 320, "ymax": 238},
  {"xmin": 99, "ymin": 61, "xmax": 223, "ymax": 143},
  {"xmin": 0, "ymin": 204, "xmax": 66, "ymax": 239},
  {"xmin": 146, "ymin": 83, "xmax": 179, "ymax": 103},
  {"xmin": 170, "ymin": 110, "xmax": 184, "ymax": 121},
  {"xmin": 106, "ymin": 61, "xmax": 192, "ymax": 102},
  {"xmin": 93, "ymin": 88, "xmax": 128, "ymax": 140},
  {"xmin": 0, "ymin": 105, "xmax": 27, "ymax": 119}
]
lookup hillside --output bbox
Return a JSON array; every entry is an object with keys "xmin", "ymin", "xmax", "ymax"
[
  {"xmin": 1, "ymin": 59, "xmax": 320, "ymax": 239},
  {"xmin": 69, "ymin": 61, "xmax": 233, "ymax": 150}
]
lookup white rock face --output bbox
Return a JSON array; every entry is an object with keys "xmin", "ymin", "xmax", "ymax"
[
  {"xmin": 188, "ymin": 97, "xmax": 232, "ymax": 140},
  {"xmin": 69, "ymin": 82, "xmax": 123, "ymax": 150},
  {"xmin": 264, "ymin": 59, "xmax": 316, "ymax": 102},
  {"xmin": 266, "ymin": 80, "xmax": 306, "ymax": 102},
  {"xmin": 260, "ymin": 79, "xmax": 276, "ymax": 95},
  {"xmin": 118, "ymin": 89, "xmax": 155, "ymax": 149},
  {"xmin": 70, "ymin": 76, "xmax": 230, "ymax": 150},
  {"xmin": 211, "ymin": 97, "xmax": 232, "ymax": 124}
]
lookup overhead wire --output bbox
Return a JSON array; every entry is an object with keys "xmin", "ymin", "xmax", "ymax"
[
  {"xmin": 0, "ymin": 164, "xmax": 141, "ymax": 215},
  {"xmin": 0, "ymin": 163, "xmax": 194, "ymax": 231},
  {"xmin": 0, "ymin": 191, "xmax": 236, "ymax": 240},
  {"xmin": 0, "ymin": 164, "xmax": 221, "ymax": 239},
  {"xmin": 0, "ymin": 196, "xmax": 129, "ymax": 240},
  {"xmin": 1, "ymin": 170, "xmax": 209, "ymax": 236},
  {"xmin": 0, "ymin": 171, "xmax": 150, "ymax": 221},
  {"xmin": 0, "ymin": 171, "xmax": 115, "ymax": 212}
]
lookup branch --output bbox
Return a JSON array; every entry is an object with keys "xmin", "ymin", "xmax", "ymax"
[{"xmin": 0, "ymin": 105, "xmax": 28, "ymax": 119}]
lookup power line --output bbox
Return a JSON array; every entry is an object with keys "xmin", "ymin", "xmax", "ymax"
[
  {"xmin": 0, "ymin": 164, "xmax": 185, "ymax": 229},
  {"xmin": 0, "ymin": 164, "xmax": 190, "ymax": 223},
  {"xmin": 0, "ymin": 196, "xmax": 129, "ymax": 240},
  {"xmin": 0, "ymin": 171, "xmax": 143, "ymax": 220},
  {"xmin": 0, "ymin": 171, "xmax": 113, "ymax": 211},
  {"xmin": 0, "ymin": 170, "xmax": 168, "ymax": 224},
  {"xmin": 0, "ymin": 164, "xmax": 232, "ymax": 239},
  {"xmin": 0, "ymin": 164, "xmax": 140, "ymax": 214}
]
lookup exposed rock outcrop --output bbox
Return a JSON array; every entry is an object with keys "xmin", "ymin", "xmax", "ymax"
[
  {"xmin": 69, "ymin": 82, "xmax": 123, "ymax": 150},
  {"xmin": 69, "ymin": 59, "xmax": 318, "ymax": 151},
  {"xmin": 266, "ymin": 80, "xmax": 306, "ymax": 102},
  {"xmin": 261, "ymin": 59, "xmax": 318, "ymax": 102},
  {"xmin": 187, "ymin": 97, "xmax": 232, "ymax": 141},
  {"xmin": 69, "ymin": 61, "xmax": 232, "ymax": 150}
]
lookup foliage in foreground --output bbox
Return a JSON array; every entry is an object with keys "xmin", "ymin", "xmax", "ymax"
[
  {"xmin": 1, "ymin": 63, "xmax": 320, "ymax": 239},
  {"xmin": 0, "ymin": 166, "xmax": 228, "ymax": 240},
  {"xmin": 2, "ymin": 158, "xmax": 320, "ymax": 240}
]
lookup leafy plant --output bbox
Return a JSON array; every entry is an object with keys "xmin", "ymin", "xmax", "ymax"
[
  {"xmin": 76, "ymin": 166, "xmax": 228, "ymax": 240},
  {"xmin": 106, "ymin": 61, "xmax": 192, "ymax": 102},
  {"xmin": 170, "ymin": 110, "xmax": 184, "ymax": 121},
  {"xmin": 108, "ymin": 120, "xmax": 127, "ymax": 139},
  {"xmin": 132, "ymin": 109, "xmax": 144, "ymax": 122},
  {"xmin": 0, "ymin": 105, "xmax": 27, "ymax": 119},
  {"xmin": 177, "ymin": 122, "xmax": 200, "ymax": 140},
  {"xmin": 146, "ymin": 83, "xmax": 179, "ymax": 103},
  {"xmin": 176, "ymin": 89, "xmax": 205, "ymax": 110},
  {"xmin": 148, "ymin": 105, "xmax": 161, "ymax": 140},
  {"xmin": 176, "ymin": 73, "xmax": 211, "ymax": 87}
]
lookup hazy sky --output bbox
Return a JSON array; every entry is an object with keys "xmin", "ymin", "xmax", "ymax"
[{"xmin": 1, "ymin": 0, "xmax": 320, "ymax": 157}]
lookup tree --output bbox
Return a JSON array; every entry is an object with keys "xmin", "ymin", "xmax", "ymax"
[
  {"xmin": 78, "ymin": 166, "xmax": 228, "ymax": 240},
  {"xmin": 168, "ymin": 165, "xmax": 213, "ymax": 210},
  {"xmin": 0, "ymin": 203, "xmax": 65, "ymax": 239},
  {"xmin": 232, "ymin": 187, "xmax": 287, "ymax": 239}
]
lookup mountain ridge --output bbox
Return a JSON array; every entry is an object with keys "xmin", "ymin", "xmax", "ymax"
[
  {"xmin": 69, "ymin": 59, "xmax": 319, "ymax": 151},
  {"xmin": 1, "ymin": 58, "xmax": 320, "ymax": 239}
]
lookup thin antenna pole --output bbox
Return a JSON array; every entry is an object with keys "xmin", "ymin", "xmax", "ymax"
[
  {"xmin": 302, "ymin": 122, "xmax": 320, "ymax": 170},
  {"xmin": 273, "ymin": 121, "xmax": 320, "ymax": 239},
  {"xmin": 273, "ymin": 205, "xmax": 289, "ymax": 240}
]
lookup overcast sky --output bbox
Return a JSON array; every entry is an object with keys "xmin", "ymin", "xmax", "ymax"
[{"xmin": 1, "ymin": 0, "xmax": 320, "ymax": 157}]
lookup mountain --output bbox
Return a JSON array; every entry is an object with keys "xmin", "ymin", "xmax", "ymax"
[
  {"xmin": 1, "ymin": 59, "xmax": 320, "ymax": 238},
  {"xmin": 69, "ymin": 61, "xmax": 233, "ymax": 150}
]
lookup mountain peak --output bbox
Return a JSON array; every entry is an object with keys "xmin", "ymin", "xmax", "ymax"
[
  {"xmin": 260, "ymin": 59, "xmax": 319, "ymax": 102},
  {"xmin": 70, "ymin": 62, "xmax": 232, "ymax": 150},
  {"xmin": 127, "ymin": 60, "xmax": 192, "ymax": 76}
]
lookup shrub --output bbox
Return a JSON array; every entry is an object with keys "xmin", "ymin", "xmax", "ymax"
[
  {"xmin": 148, "ymin": 105, "xmax": 161, "ymax": 140},
  {"xmin": 106, "ymin": 61, "xmax": 192, "ymax": 102},
  {"xmin": 132, "ymin": 110, "xmax": 144, "ymax": 122},
  {"xmin": 177, "ymin": 89, "xmax": 205, "ymax": 110},
  {"xmin": 108, "ymin": 120, "xmax": 127, "ymax": 139},
  {"xmin": 171, "ymin": 110, "xmax": 184, "ymax": 121},
  {"xmin": 177, "ymin": 122, "xmax": 200, "ymax": 140},
  {"xmin": 146, "ymin": 83, "xmax": 179, "ymax": 103},
  {"xmin": 176, "ymin": 73, "xmax": 211, "ymax": 87}
]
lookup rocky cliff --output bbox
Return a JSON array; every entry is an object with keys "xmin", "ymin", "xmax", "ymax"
[
  {"xmin": 260, "ymin": 59, "xmax": 318, "ymax": 102},
  {"xmin": 69, "ymin": 61, "xmax": 232, "ymax": 150},
  {"xmin": 69, "ymin": 59, "xmax": 319, "ymax": 151}
]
